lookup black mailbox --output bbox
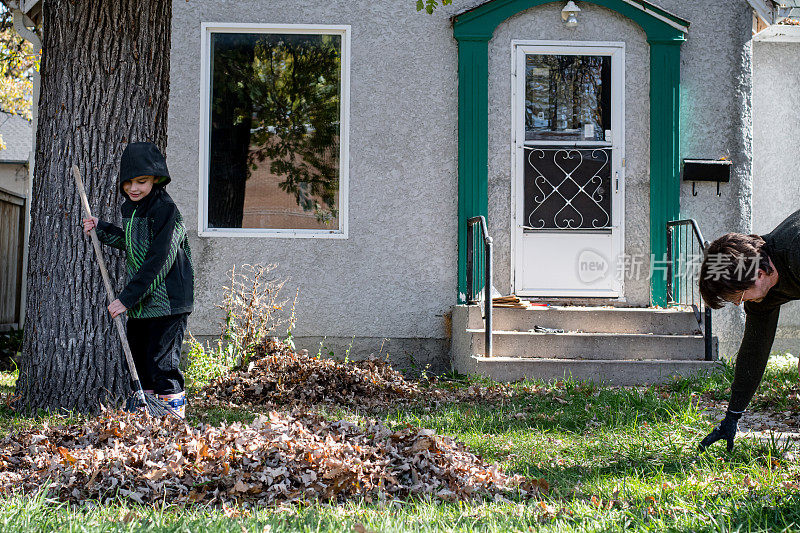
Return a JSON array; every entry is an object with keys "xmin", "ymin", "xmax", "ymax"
[{"xmin": 682, "ymin": 159, "xmax": 732, "ymax": 196}]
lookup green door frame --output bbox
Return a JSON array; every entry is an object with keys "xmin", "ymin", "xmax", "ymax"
[{"xmin": 453, "ymin": 0, "xmax": 689, "ymax": 305}]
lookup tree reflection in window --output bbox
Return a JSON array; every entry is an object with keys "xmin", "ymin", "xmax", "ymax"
[
  {"xmin": 525, "ymin": 54, "xmax": 610, "ymax": 142},
  {"xmin": 208, "ymin": 32, "xmax": 341, "ymax": 230}
]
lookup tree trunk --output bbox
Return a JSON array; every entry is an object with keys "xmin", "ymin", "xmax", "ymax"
[{"xmin": 14, "ymin": 0, "xmax": 171, "ymax": 414}]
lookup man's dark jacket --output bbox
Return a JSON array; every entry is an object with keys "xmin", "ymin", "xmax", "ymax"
[
  {"xmin": 95, "ymin": 143, "xmax": 194, "ymax": 318},
  {"xmin": 728, "ymin": 209, "xmax": 800, "ymax": 413}
]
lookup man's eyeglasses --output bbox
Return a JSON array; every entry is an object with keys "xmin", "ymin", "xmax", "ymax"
[{"xmin": 727, "ymin": 290, "xmax": 746, "ymax": 306}]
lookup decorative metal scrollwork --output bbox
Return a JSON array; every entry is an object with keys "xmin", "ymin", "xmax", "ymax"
[{"xmin": 524, "ymin": 147, "xmax": 611, "ymax": 230}]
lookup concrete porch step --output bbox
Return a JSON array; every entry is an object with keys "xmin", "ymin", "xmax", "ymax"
[
  {"xmin": 465, "ymin": 305, "xmax": 702, "ymax": 335},
  {"xmin": 450, "ymin": 305, "xmax": 718, "ymax": 386},
  {"xmin": 471, "ymin": 357, "xmax": 719, "ymax": 386},
  {"xmin": 467, "ymin": 329, "xmax": 706, "ymax": 360}
]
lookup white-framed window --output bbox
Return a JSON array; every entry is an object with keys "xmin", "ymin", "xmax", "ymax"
[{"xmin": 199, "ymin": 23, "xmax": 351, "ymax": 238}]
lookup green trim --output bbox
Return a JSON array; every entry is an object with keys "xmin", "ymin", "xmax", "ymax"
[
  {"xmin": 453, "ymin": 0, "xmax": 687, "ymax": 305},
  {"xmin": 457, "ymin": 39, "xmax": 489, "ymax": 302},
  {"xmin": 649, "ymin": 41, "xmax": 682, "ymax": 305},
  {"xmin": 453, "ymin": 0, "xmax": 687, "ymax": 41}
]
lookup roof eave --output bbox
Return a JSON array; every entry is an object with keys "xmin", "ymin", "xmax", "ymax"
[
  {"xmin": 747, "ymin": 0, "xmax": 780, "ymax": 25},
  {"xmin": 452, "ymin": 0, "xmax": 688, "ymax": 35},
  {"xmin": 753, "ymin": 22, "xmax": 800, "ymax": 40}
]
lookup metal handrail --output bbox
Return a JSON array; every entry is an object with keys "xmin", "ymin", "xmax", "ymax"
[
  {"xmin": 466, "ymin": 216, "xmax": 493, "ymax": 358},
  {"xmin": 666, "ymin": 219, "xmax": 713, "ymax": 361}
]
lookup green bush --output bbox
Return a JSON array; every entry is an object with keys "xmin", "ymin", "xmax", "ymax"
[{"xmin": 184, "ymin": 334, "xmax": 237, "ymax": 389}]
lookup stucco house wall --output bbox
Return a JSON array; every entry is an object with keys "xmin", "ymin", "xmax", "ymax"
[
  {"xmin": 677, "ymin": 2, "xmax": 754, "ymax": 358},
  {"xmin": 752, "ymin": 39, "xmax": 800, "ymax": 355},
  {"xmin": 169, "ymin": 0, "xmax": 461, "ymax": 370},
  {"xmin": 168, "ymin": 0, "xmax": 755, "ymax": 369}
]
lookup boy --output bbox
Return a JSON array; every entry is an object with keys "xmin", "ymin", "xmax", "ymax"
[
  {"xmin": 83, "ymin": 142, "xmax": 194, "ymax": 418},
  {"xmin": 697, "ymin": 210, "xmax": 800, "ymax": 451}
]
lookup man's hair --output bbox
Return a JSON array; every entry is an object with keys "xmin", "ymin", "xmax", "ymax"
[{"xmin": 698, "ymin": 233, "xmax": 773, "ymax": 309}]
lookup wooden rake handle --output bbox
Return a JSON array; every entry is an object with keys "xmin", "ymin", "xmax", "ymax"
[{"xmin": 72, "ymin": 165, "xmax": 142, "ymax": 386}]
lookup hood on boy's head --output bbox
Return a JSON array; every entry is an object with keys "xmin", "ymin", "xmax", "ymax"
[{"xmin": 119, "ymin": 142, "xmax": 171, "ymax": 194}]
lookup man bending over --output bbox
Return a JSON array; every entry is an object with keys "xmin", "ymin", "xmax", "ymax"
[{"xmin": 698, "ymin": 210, "xmax": 800, "ymax": 451}]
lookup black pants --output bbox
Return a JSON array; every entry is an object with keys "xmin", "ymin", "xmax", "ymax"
[{"xmin": 126, "ymin": 313, "xmax": 188, "ymax": 395}]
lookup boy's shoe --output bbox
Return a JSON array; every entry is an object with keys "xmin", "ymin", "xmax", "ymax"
[{"xmin": 158, "ymin": 391, "xmax": 186, "ymax": 419}]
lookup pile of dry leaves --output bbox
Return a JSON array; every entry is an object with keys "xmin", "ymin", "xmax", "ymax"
[
  {"xmin": 200, "ymin": 338, "xmax": 527, "ymax": 411},
  {"xmin": 201, "ymin": 338, "xmax": 423, "ymax": 410},
  {"xmin": 0, "ymin": 410, "xmax": 540, "ymax": 506}
]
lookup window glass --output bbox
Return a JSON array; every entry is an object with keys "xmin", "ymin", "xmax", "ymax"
[
  {"xmin": 208, "ymin": 32, "xmax": 342, "ymax": 230},
  {"xmin": 525, "ymin": 54, "xmax": 611, "ymax": 142}
]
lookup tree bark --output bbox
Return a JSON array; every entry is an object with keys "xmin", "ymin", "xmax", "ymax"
[{"xmin": 14, "ymin": 0, "xmax": 171, "ymax": 414}]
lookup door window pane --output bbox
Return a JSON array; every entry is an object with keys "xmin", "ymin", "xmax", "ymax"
[
  {"xmin": 207, "ymin": 31, "xmax": 342, "ymax": 230},
  {"xmin": 525, "ymin": 54, "xmax": 611, "ymax": 142}
]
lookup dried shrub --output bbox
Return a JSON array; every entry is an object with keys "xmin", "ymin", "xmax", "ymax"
[
  {"xmin": 220, "ymin": 264, "xmax": 288, "ymax": 369},
  {"xmin": 188, "ymin": 264, "xmax": 289, "ymax": 381}
]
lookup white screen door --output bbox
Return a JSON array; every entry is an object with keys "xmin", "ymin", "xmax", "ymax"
[{"xmin": 512, "ymin": 41, "xmax": 625, "ymax": 297}]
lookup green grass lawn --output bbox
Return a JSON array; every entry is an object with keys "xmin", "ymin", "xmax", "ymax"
[{"xmin": 1, "ymin": 356, "xmax": 799, "ymax": 532}]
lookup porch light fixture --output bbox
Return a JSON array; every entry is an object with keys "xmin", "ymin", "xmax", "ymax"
[{"xmin": 562, "ymin": 1, "xmax": 580, "ymax": 28}]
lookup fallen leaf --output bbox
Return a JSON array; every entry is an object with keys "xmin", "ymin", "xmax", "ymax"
[{"xmin": 57, "ymin": 446, "xmax": 77, "ymax": 464}]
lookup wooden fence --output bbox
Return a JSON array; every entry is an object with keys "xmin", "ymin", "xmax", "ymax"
[{"xmin": 0, "ymin": 187, "xmax": 24, "ymax": 330}]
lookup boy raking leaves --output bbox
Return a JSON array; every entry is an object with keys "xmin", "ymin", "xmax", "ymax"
[{"xmin": 82, "ymin": 142, "xmax": 194, "ymax": 418}]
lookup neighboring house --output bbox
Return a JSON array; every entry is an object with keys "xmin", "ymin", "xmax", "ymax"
[
  {"xmin": 0, "ymin": 111, "xmax": 31, "ymax": 331},
  {"xmin": 7, "ymin": 0, "xmax": 800, "ymax": 381},
  {"xmin": 752, "ymin": 7, "xmax": 800, "ymax": 354}
]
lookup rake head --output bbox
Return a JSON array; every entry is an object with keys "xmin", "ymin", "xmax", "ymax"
[{"xmin": 125, "ymin": 389, "xmax": 182, "ymax": 420}]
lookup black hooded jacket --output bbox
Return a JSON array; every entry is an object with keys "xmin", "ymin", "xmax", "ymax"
[
  {"xmin": 95, "ymin": 142, "xmax": 194, "ymax": 318},
  {"xmin": 727, "ymin": 209, "xmax": 800, "ymax": 413}
]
